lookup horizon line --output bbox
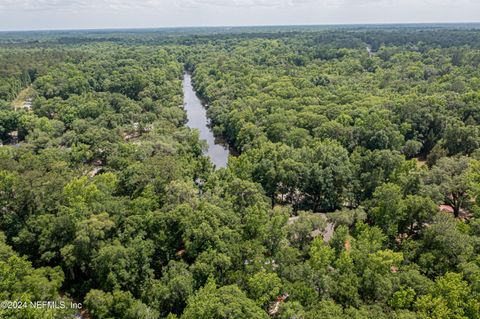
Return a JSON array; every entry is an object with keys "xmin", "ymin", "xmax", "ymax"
[{"xmin": 1, "ymin": 21, "xmax": 480, "ymax": 34}]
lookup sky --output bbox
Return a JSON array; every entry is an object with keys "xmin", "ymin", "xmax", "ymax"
[{"xmin": 0, "ymin": 0, "xmax": 479, "ymax": 31}]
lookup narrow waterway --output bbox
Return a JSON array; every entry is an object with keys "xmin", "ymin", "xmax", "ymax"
[{"xmin": 183, "ymin": 73, "xmax": 230, "ymax": 168}]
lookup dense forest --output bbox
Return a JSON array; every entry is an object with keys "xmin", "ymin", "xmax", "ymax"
[{"xmin": 1, "ymin": 25, "xmax": 480, "ymax": 318}]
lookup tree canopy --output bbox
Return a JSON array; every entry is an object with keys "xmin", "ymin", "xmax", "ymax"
[{"xmin": 0, "ymin": 25, "xmax": 479, "ymax": 318}]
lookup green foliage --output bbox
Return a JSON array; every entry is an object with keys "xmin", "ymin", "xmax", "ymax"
[
  {"xmin": 309, "ymin": 236, "xmax": 335, "ymax": 271},
  {"xmin": 247, "ymin": 269, "xmax": 282, "ymax": 307},
  {"xmin": 371, "ymin": 183, "xmax": 406, "ymax": 237},
  {"xmin": 0, "ymin": 233, "xmax": 75, "ymax": 319},
  {"xmin": 425, "ymin": 156, "xmax": 472, "ymax": 217},
  {"xmin": 1, "ymin": 27, "xmax": 480, "ymax": 319},
  {"xmin": 182, "ymin": 279, "xmax": 269, "ymax": 319},
  {"xmin": 389, "ymin": 287, "xmax": 416, "ymax": 310},
  {"xmin": 84, "ymin": 289, "xmax": 158, "ymax": 319}
]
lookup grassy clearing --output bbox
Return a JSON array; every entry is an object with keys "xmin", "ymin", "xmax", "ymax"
[{"xmin": 12, "ymin": 85, "xmax": 34, "ymax": 110}]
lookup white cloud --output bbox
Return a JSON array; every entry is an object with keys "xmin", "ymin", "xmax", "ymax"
[
  {"xmin": 0, "ymin": 0, "xmax": 478, "ymax": 30},
  {"xmin": 0, "ymin": 0, "xmax": 169, "ymax": 11},
  {"xmin": 0, "ymin": 0, "xmax": 476, "ymax": 11},
  {"xmin": 152, "ymin": 0, "xmax": 479, "ymax": 10},
  {"xmin": 174, "ymin": 0, "xmax": 291, "ymax": 8}
]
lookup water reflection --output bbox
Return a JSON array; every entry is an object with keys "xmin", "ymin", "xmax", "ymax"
[{"xmin": 183, "ymin": 73, "xmax": 230, "ymax": 168}]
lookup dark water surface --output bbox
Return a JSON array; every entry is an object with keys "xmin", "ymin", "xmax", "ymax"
[{"xmin": 183, "ymin": 73, "xmax": 229, "ymax": 168}]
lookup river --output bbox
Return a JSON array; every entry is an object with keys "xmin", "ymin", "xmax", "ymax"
[{"xmin": 183, "ymin": 73, "xmax": 230, "ymax": 168}]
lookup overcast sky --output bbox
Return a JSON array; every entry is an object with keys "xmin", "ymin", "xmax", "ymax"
[{"xmin": 0, "ymin": 0, "xmax": 479, "ymax": 31}]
